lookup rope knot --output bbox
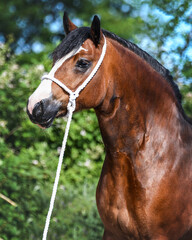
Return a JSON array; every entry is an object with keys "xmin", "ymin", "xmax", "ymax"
[{"xmin": 67, "ymin": 92, "xmax": 79, "ymax": 113}]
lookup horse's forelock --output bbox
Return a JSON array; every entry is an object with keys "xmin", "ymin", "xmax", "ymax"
[{"xmin": 51, "ymin": 27, "xmax": 91, "ymax": 63}]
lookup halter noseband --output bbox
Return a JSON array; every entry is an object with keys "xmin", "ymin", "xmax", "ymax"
[{"xmin": 41, "ymin": 35, "xmax": 107, "ymax": 115}]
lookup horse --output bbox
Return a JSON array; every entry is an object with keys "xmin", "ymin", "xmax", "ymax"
[{"xmin": 27, "ymin": 12, "xmax": 192, "ymax": 240}]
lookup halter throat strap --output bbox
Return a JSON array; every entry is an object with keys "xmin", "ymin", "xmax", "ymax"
[{"xmin": 41, "ymin": 35, "xmax": 107, "ymax": 114}]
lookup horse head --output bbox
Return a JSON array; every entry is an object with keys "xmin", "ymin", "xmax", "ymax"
[{"xmin": 27, "ymin": 12, "xmax": 108, "ymax": 128}]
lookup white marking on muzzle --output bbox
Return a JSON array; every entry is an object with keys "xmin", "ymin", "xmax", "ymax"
[
  {"xmin": 28, "ymin": 46, "xmax": 87, "ymax": 115},
  {"xmin": 28, "ymin": 79, "xmax": 52, "ymax": 114}
]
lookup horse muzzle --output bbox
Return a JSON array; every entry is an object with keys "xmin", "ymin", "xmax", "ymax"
[{"xmin": 27, "ymin": 97, "xmax": 61, "ymax": 128}]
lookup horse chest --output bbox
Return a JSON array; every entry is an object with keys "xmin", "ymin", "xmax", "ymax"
[
  {"xmin": 96, "ymin": 170, "xmax": 142, "ymax": 239},
  {"xmin": 96, "ymin": 195, "xmax": 134, "ymax": 239}
]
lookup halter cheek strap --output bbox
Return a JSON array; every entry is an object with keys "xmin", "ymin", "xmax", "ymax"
[
  {"xmin": 41, "ymin": 36, "xmax": 107, "ymax": 240},
  {"xmin": 41, "ymin": 35, "xmax": 107, "ymax": 114}
]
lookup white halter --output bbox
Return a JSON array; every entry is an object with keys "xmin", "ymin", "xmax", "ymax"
[
  {"xmin": 41, "ymin": 36, "xmax": 107, "ymax": 240},
  {"xmin": 41, "ymin": 35, "xmax": 107, "ymax": 115}
]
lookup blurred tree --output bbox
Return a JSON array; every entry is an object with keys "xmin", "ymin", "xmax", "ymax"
[
  {"xmin": 1, "ymin": 0, "xmax": 190, "ymax": 83},
  {"xmin": 0, "ymin": 0, "xmax": 145, "ymax": 53},
  {"xmin": 142, "ymin": 0, "xmax": 192, "ymax": 82}
]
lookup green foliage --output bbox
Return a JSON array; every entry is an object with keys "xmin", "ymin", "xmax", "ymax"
[
  {"xmin": 0, "ymin": 140, "xmax": 52, "ymax": 239},
  {"xmin": 182, "ymin": 59, "xmax": 192, "ymax": 80},
  {"xmin": 143, "ymin": 0, "xmax": 192, "ymax": 82},
  {"xmin": 49, "ymin": 184, "xmax": 103, "ymax": 240},
  {"xmin": 180, "ymin": 84, "xmax": 192, "ymax": 118}
]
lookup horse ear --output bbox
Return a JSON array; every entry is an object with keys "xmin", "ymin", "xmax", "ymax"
[
  {"xmin": 91, "ymin": 15, "xmax": 101, "ymax": 46},
  {"xmin": 63, "ymin": 12, "xmax": 78, "ymax": 35}
]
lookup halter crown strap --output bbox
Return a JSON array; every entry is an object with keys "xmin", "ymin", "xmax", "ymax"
[{"xmin": 41, "ymin": 35, "xmax": 107, "ymax": 114}]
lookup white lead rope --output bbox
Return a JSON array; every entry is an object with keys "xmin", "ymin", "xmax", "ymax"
[
  {"xmin": 42, "ymin": 107, "xmax": 73, "ymax": 240},
  {"xmin": 41, "ymin": 36, "xmax": 107, "ymax": 240}
]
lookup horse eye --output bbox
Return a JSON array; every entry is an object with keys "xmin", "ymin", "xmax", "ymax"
[{"xmin": 75, "ymin": 59, "xmax": 91, "ymax": 72}]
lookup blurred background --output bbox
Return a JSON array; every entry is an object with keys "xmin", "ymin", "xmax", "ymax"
[{"xmin": 0, "ymin": 0, "xmax": 191, "ymax": 239}]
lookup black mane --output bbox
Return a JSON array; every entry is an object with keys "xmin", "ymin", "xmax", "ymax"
[{"xmin": 52, "ymin": 27, "xmax": 182, "ymax": 104}]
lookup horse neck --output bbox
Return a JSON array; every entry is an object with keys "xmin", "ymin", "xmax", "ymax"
[{"xmin": 95, "ymin": 38, "xmax": 188, "ymax": 161}]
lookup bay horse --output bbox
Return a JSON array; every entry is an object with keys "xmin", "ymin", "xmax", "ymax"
[{"xmin": 27, "ymin": 12, "xmax": 192, "ymax": 240}]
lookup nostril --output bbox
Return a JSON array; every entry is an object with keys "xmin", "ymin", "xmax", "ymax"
[{"xmin": 32, "ymin": 100, "xmax": 44, "ymax": 121}]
